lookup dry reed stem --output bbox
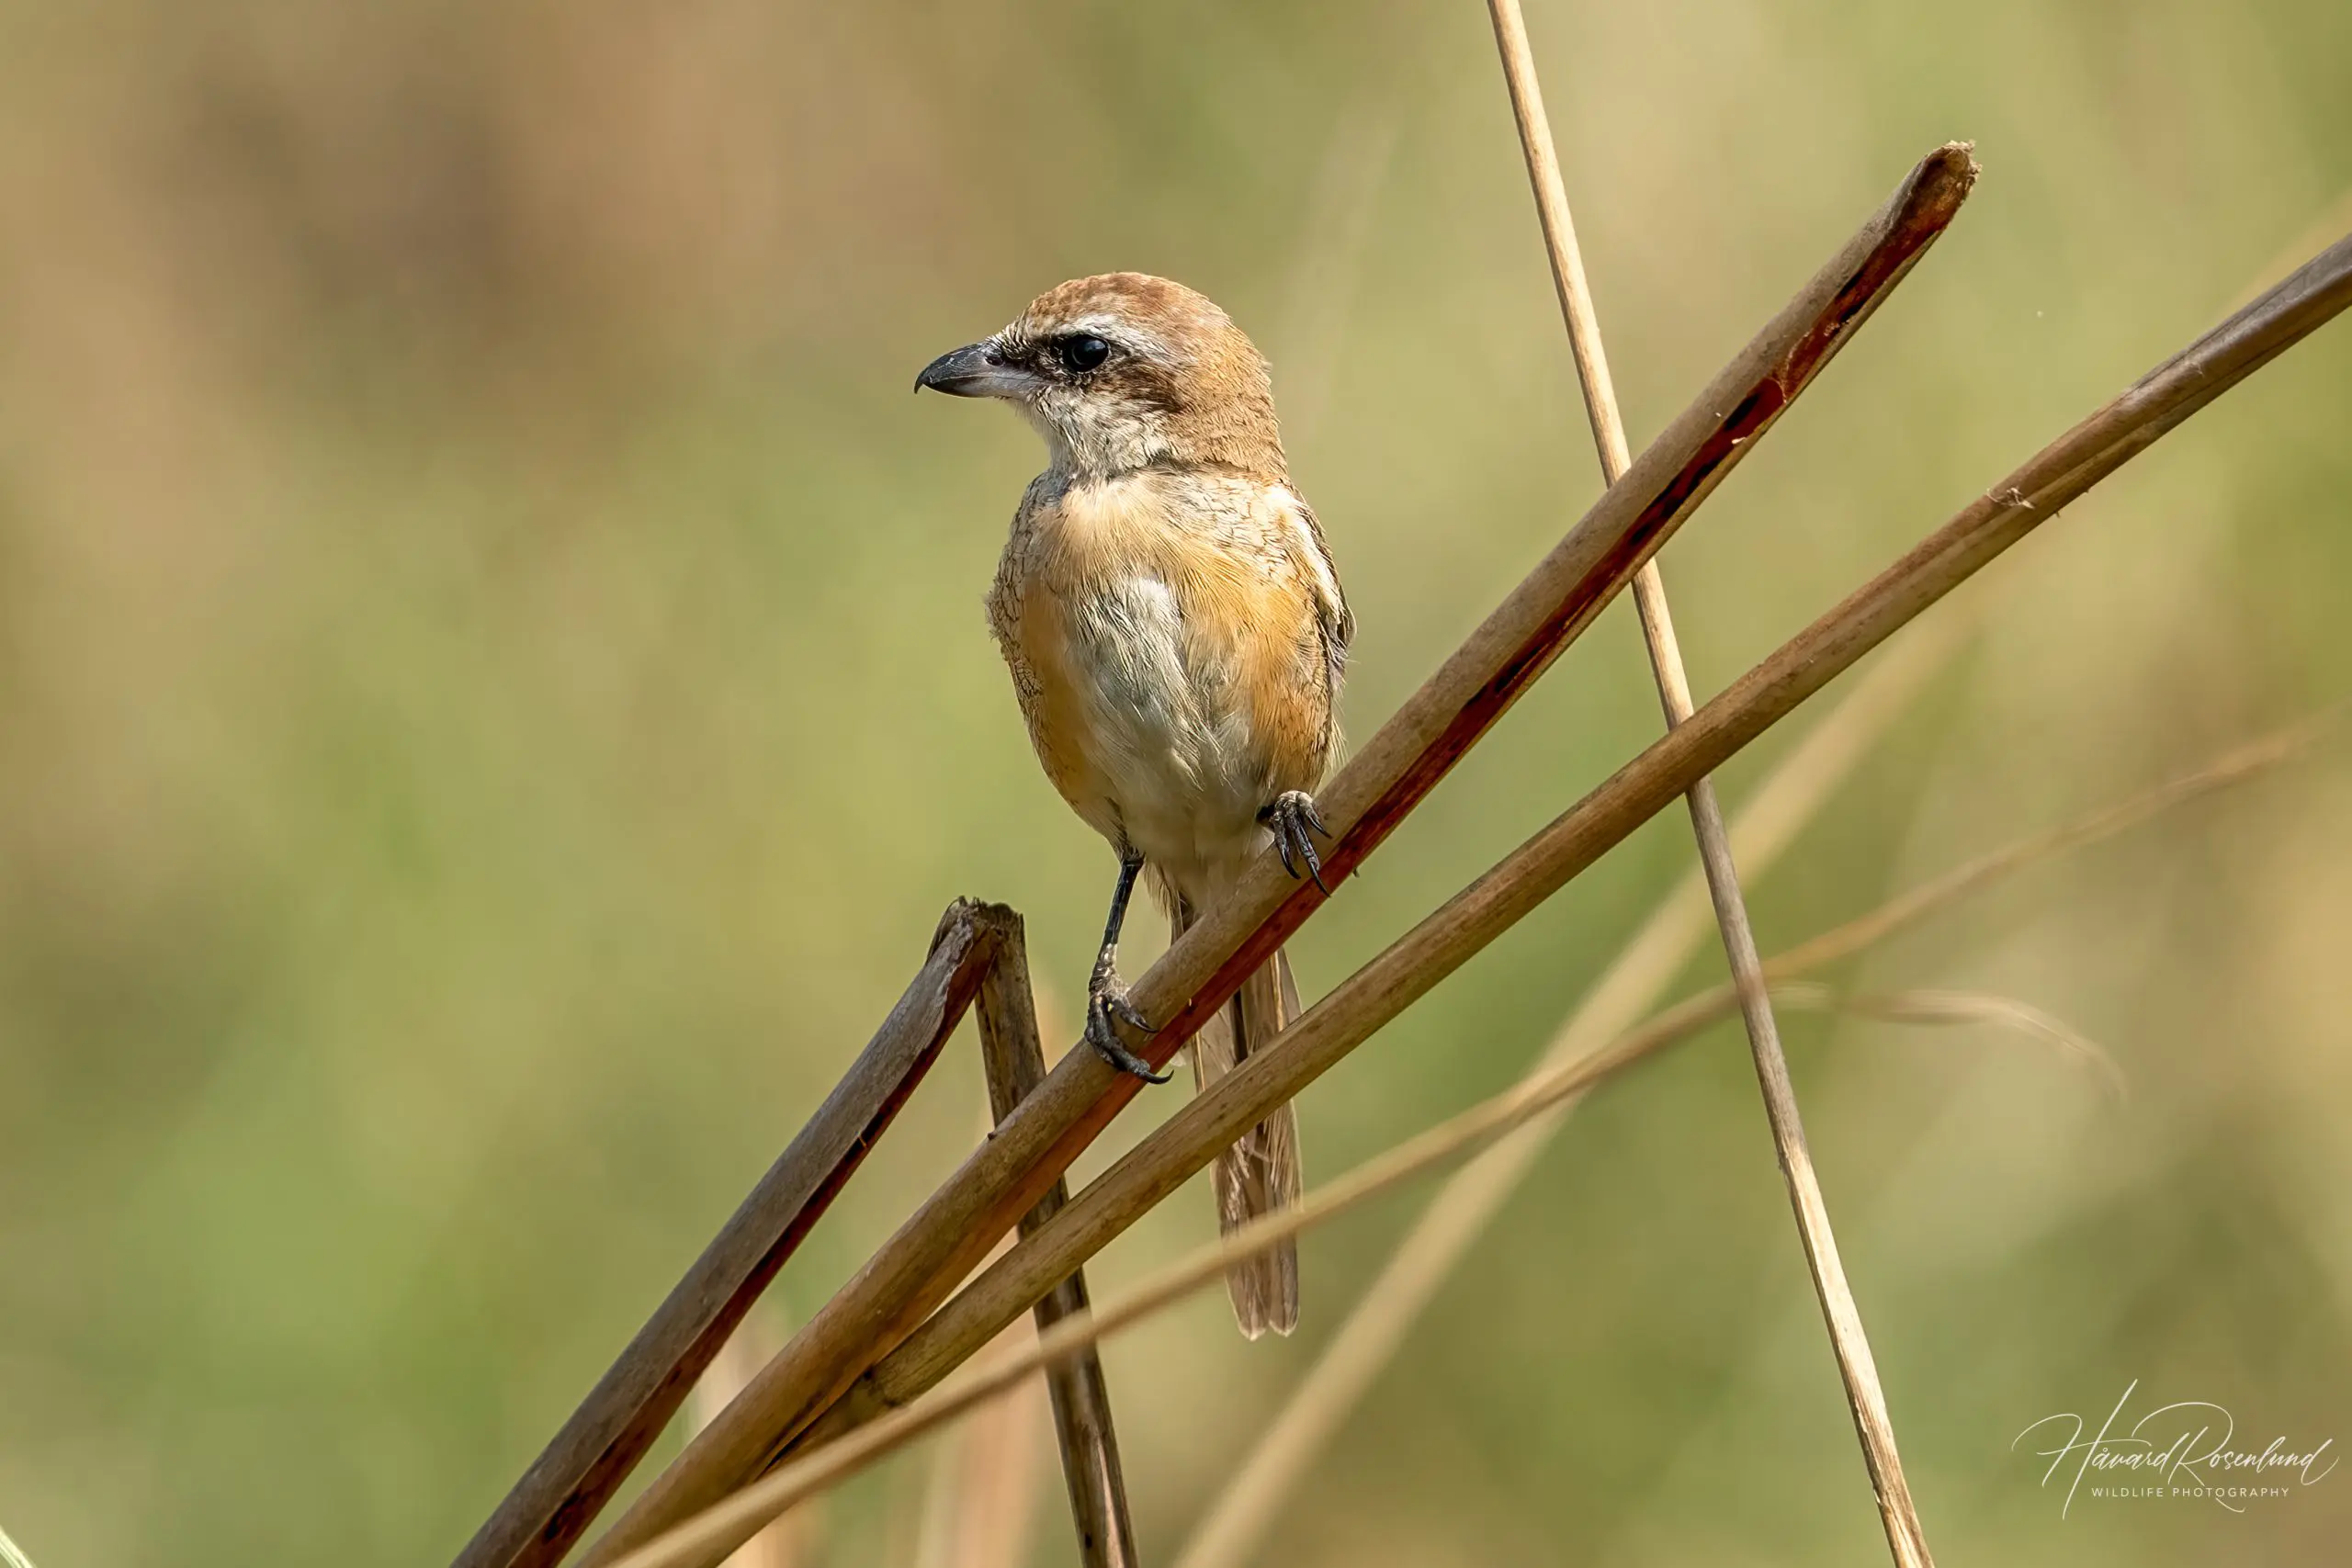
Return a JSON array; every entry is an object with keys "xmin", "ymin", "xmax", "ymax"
[
  {"xmin": 582, "ymin": 145, "xmax": 1977, "ymax": 1568},
  {"xmin": 1486, "ymin": 4, "xmax": 1936, "ymax": 1561},
  {"xmin": 593, "ymin": 716, "xmax": 2311, "ymax": 1568},
  {"xmin": 1182, "ymin": 209, "xmax": 2349, "ymax": 1568},
  {"xmin": 1181, "ymin": 709, "xmax": 2317, "ymax": 1567},
  {"xmin": 776, "ymin": 240, "xmax": 2352, "ymax": 1501},
  {"xmin": 1170, "ymin": 614, "xmax": 1970, "ymax": 1568},
  {"xmin": 1185, "ymin": 712, "xmax": 2320, "ymax": 1568},
  {"xmin": 972, "ymin": 922, "xmax": 1137, "ymax": 1568},
  {"xmin": 458, "ymin": 900, "xmax": 1011, "ymax": 1568}
]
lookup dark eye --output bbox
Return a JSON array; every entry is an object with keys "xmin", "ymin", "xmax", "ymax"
[{"xmin": 1059, "ymin": 334, "xmax": 1111, "ymax": 373}]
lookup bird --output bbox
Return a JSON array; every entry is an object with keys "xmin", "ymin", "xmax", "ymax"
[{"xmin": 916, "ymin": 272, "xmax": 1351, "ymax": 1337}]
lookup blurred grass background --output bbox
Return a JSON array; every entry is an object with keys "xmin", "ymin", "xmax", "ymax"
[{"xmin": 1, "ymin": 0, "xmax": 2348, "ymax": 1563}]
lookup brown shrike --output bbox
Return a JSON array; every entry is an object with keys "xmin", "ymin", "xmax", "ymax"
[{"xmin": 918, "ymin": 273, "xmax": 1350, "ymax": 1337}]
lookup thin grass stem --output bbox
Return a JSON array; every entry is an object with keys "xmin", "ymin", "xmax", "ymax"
[
  {"xmin": 593, "ymin": 717, "xmax": 2312, "ymax": 1568},
  {"xmin": 775, "ymin": 240, "xmax": 2352, "ymax": 1527},
  {"xmin": 1170, "ymin": 613, "xmax": 1971, "ymax": 1568},
  {"xmin": 580, "ymin": 144, "xmax": 1977, "ymax": 1568},
  {"xmin": 1485, "ymin": 2, "xmax": 1939, "ymax": 1558}
]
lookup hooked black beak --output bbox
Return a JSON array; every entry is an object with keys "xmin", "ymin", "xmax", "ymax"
[{"xmin": 913, "ymin": 340, "xmax": 1036, "ymax": 398}]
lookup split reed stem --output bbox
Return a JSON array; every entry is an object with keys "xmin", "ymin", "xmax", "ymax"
[
  {"xmin": 761, "ymin": 232, "xmax": 2352, "ymax": 1537},
  {"xmin": 594, "ymin": 714, "xmax": 2314, "ymax": 1568},
  {"xmin": 972, "ymin": 923, "xmax": 1137, "ymax": 1568},
  {"xmin": 582, "ymin": 142, "xmax": 1977, "ymax": 1568}
]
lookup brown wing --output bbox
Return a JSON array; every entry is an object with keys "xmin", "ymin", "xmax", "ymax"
[{"xmin": 1279, "ymin": 490, "xmax": 1351, "ymax": 768}]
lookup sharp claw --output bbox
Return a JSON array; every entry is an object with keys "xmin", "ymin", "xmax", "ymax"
[
  {"xmin": 1262, "ymin": 792, "xmax": 1336, "ymax": 888},
  {"xmin": 1299, "ymin": 834, "xmax": 1331, "ymax": 896},
  {"xmin": 1086, "ymin": 967, "xmax": 1166, "ymax": 1081},
  {"xmin": 1087, "ymin": 1005, "xmax": 1170, "ymax": 1083}
]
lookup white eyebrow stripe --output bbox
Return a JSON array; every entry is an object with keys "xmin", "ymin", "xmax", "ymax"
[{"xmin": 1049, "ymin": 312, "xmax": 1182, "ymax": 367}]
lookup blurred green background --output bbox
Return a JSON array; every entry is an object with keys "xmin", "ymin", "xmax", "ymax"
[{"xmin": 2, "ymin": 1, "xmax": 2348, "ymax": 1564}]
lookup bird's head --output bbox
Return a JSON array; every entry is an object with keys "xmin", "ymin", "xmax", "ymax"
[{"xmin": 916, "ymin": 273, "xmax": 1285, "ymax": 484}]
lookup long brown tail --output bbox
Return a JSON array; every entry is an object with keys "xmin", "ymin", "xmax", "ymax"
[{"xmin": 1174, "ymin": 901, "xmax": 1303, "ymax": 1338}]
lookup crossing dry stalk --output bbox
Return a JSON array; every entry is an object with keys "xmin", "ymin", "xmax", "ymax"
[
  {"xmin": 758, "ymin": 234, "xmax": 2352, "ymax": 1540},
  {"xmin": 1485, "ymin": 1, "xmax": 1937, "ymax": 1560},
  {"xmin": 578, "ymin": 143, "xmax": 1976, "ymax": 1568},
  {"xmin": 1173, "ymin": 604, "xmax": 1977, "ymax": 1568},
  {"xmin": 457, "ymin": 902, "xmax": 1010, "ymax": 1568},
  {"xmin": 591, "ymin": 716, "xmax": 2316, "ymax": 1568},
  {"xmin": 970, "ymin": 923, "xmax": 1137, "ymax": 1568}
]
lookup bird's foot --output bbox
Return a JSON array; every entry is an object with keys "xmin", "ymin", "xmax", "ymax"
[
  {"xmin": 1261, "ymin": 790, "xmax": 1334, "ymax": 894},
  {"xmin": 1086, "ymin": 953, "xmax": 1168, "ymax": 1083}
]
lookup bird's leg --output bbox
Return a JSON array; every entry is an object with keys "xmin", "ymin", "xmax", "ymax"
[
  {"xmin": 1085, "ymin": 851, "xmax": 1168, "ymax": 1083},
  {"xmin": 1260, "ymin": 790, "xmax": 1334, "ymax": 895}
]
